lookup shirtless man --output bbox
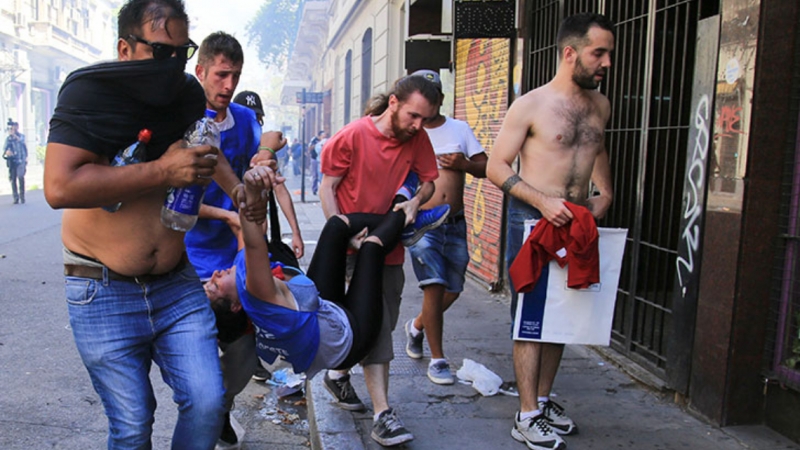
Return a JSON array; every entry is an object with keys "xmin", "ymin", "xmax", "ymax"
[
  {"xmin": 487, "ymin": 13, "xmax": 615, "ymax": 450},
  {"xmin": 403, "ymin": 69, "xmax": 487, "ymax": 385},
  {"xmin": 44, "ymin": 1, "xmax": 255, "ymax": 447}
]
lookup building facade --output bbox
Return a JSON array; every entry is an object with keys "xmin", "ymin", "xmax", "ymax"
[
  {"xmin": 285, "ymin": 0, "xmax": 800, "ymax": 442},
  {"xmin": 0, "ymin": 0, "xmax": 119, "ymax": 161}
]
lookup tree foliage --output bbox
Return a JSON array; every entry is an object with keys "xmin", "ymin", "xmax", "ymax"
[{"xmin": 246, "ymin": 0, "xmax": 303, "ymax": 68}]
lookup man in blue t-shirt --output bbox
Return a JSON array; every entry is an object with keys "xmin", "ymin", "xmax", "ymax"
[
  {"xmin": 184, "ymin": 31, "xmax": 261, "ymax": 448},
  {"xmin": 185, "ymin": 32, "xmax": 260, "ymax": 281}
]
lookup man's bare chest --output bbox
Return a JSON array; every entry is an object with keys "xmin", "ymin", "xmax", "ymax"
[{"xmin": 536, "ymin": 99, "xmax": 605, "ymax": 149}]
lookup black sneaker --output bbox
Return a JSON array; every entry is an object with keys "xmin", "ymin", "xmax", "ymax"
[
  {"xmin": 323, "ymin": 372, "xmax": 366, "ymax": 411},
  {"xmin": 371, "ymin": 408, "xmax": 414, "ymax": 447},
  {"xmin": 251, "ymin": 360, "xmax": 272, "ymax": 382},
  {"xmin": 218, "ymin": 412, "xmax": 238, "ymax": 446}
]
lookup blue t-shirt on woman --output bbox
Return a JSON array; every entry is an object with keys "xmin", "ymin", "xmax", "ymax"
[{"xmin": 234, "ymin": 250, "xmax": 352, "ymax": 375}]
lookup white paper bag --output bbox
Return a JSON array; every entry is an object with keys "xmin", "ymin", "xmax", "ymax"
[{"xmin": 512, "ymin": 220, "xmax": 627, "ymax": 346}]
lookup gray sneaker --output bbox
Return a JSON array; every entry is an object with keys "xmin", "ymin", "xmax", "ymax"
[
  {"xmin": 427, "ymin": 360, "xmax": 455, "ymax": 385},
  {"xmin": 511, "ymin": 412, "xmax": 566, "ymax": 450},
  {"xmin": 371, "ymin": 408, "xmax": 414, "ymax": 447},
  {"xmin": 405, "ymin": 319, "xmax": 424, "ymax": 359}
]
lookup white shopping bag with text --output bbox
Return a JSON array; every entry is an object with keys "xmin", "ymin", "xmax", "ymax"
[{"xmin": 512, "ymin": 219, "xmax": 627, "ymax": 346}]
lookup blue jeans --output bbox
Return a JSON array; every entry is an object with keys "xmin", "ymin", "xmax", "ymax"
[
  {"xmin": 505, "ymin": 197, "xmax": 543, "ymax": 318},
  {"xmin": 65, "ymin": 264, "xmax": 225, "ymax": 449},
  {"xmin": 311, "ymin": 158, "xmax": 320, "ymax": 194},
  {"xmin": 408, "ymin": 215, "xmax": 469, "ymax": 293}
]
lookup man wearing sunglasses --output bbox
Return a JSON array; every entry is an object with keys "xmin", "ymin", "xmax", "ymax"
[{"xmin": 43, "ymin": 1, "xmax": 256, "ymax": 448}]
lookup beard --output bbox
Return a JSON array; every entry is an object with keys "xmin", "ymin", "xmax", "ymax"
[
  {"xmin": 572, "ymin": 56, "xmax": 605, "ymax": 90},
  {"xmin": 390, "ymin": 109, "xmax": 416, "ymax": 143}
]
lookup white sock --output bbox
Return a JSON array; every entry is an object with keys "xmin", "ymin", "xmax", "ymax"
[
  {"xmin": 429, "ymin": 358, "xmax": 447, "ymax": 367},
  {"xmin": 408, "ymin": 321, "xmax": 422, "ymax": 337},
  {"xmin": 538, "ymin": 396, "xmax": 550, "ymax": 404},
  {"xmin": 374, "ymin": 409, "xmax": 390, "ymax": 422},
  {"xmin": 519, "ymin": 410, "xmax": 540, "ymax": 421},
  {"xmin": 327, "ymin": 370, "xmax": 346, "ymax": 380}
]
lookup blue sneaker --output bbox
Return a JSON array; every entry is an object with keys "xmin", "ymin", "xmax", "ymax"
[{"xmin": 401, "ymin": 204, "xmax": 450, "ymax": 246}]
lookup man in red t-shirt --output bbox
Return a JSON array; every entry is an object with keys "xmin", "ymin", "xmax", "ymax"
[{"xmin": 319, "ymin": 75, "xmax": 440, "ymax": 447}]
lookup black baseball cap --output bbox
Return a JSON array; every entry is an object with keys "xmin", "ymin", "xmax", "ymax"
[{"xmin": 233, "ymin": 90, "xmax": 264, "ymax": 116}]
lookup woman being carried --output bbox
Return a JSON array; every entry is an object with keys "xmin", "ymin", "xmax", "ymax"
[{"xmin": 205, "ymin": 165, "xmax": 412, "ymax": 376}]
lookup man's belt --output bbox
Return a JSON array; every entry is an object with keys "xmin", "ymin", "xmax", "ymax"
[
  {"xmin": 445, "ymin": 211, "xmax": 465, "ymax": 224},
  {"xmin": 64, "ymin": 257, "xmax": 187, "ymax": 284}
]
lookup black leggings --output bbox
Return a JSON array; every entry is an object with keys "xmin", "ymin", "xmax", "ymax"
[{"xmin": 306, "ymin": 210, "xmax": 405, "ymax": 369}]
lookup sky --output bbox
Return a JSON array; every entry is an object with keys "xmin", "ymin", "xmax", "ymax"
[{"xmin": 184, "ymin": 0, "xmax": 273, "ymax": 99}]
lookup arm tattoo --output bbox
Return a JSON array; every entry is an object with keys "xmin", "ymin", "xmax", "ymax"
[{"xmin": 501, "ymin": 174, "xmax": 522, "ymax": 194}]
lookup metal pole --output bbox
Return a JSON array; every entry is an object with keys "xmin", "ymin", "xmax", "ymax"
[{"xmin": 300, "ymin": 88, "xmax": 306, "ymax": 203}]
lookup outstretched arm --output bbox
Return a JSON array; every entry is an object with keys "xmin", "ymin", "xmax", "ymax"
[{"xmin": 239, "ymin": 166, "xmax": 293, "ymax": 309}]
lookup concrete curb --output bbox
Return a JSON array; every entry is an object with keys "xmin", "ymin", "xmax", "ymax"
[{"xmin": 307, "ymin": 374, "xmax": 365, "ymax": 450}]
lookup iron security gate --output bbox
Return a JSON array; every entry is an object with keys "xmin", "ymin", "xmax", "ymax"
[{"xmin": 525, "ymin": 0, "xmax": 717, "ymax": 380}]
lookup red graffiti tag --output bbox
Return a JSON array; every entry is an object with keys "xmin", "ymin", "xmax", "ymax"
[{"xmin": 715, "ymin": 105, "xmax": 744, "ymax": 138}]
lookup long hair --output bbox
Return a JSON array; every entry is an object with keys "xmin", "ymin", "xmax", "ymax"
[{"xmin": 363, "ymin": 75, "xmax": 441, "ymax": 116}]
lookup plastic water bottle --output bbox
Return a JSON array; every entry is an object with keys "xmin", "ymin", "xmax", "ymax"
[
  {"xmin": 161, "ymin": 109, "xmax": 221, "ymax": 231},
  {"xmin": 102, "ymin": 129, "xmax": 152, "ymax": 212}
]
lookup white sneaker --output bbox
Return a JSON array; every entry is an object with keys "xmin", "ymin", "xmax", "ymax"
[
  {"xmin": 511, "ymin": 412, "xmax": 566, "ymax": 450},
  {"xmin": 539, "ymin": 400, "xmax": 577, "ymax": 435}
]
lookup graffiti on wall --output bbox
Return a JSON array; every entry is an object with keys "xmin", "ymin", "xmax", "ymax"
[
  {"xmin": 456, "ymin": 38, "xmax": 509, "ymax": 285},
  {"xmin": 676, "ymin": 94, "xmax": 711, "ymax": 293}
]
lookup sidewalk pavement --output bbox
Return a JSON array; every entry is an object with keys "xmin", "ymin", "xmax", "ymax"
[{"xmin": 280, "ymin": 189, "xmax": 800, "ymax": 450}]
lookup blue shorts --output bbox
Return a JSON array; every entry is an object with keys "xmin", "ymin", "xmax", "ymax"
[
  {"xmin": 505, "ymin": 197, "xmax": 543, "ymax": 319},
  {"xmin": 408, "ymin": 213, "xmax": 469, "ymax": 293}
]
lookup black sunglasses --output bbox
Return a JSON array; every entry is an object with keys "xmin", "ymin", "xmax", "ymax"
[{"xmin": 127, "ymin": 35, "xmax": 198, "ymax": 61}]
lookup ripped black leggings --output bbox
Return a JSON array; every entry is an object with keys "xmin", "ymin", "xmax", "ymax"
[{"xmin": 305, "ymin": 208, "xmax": 405, "ymax": 369}]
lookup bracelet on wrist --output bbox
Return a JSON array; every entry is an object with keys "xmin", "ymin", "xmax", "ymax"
[{"xmin": 258, "ymin": 146, "xmax": 275, "ymax": 154}]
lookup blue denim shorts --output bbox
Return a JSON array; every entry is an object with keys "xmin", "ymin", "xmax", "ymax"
[
  {"xmin": 506, "ymin": 197, "xmax": 543, "ymax": 318},
  {"xmin": 408, "ymin": 214, "xmax": 469, "ymax": 293}
]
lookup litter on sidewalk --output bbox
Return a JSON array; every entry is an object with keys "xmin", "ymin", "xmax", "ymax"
[
  {"xmin": 266, "ymin": 367, "xmax": 306, "ymax": 398},
  {"xmin": 456, "ymin": 358, "xmax": 504, "ymax": 396}
]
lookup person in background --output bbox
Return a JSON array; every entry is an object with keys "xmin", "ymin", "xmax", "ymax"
[
  {"xmin": 233, "ymin": 90, "xmax": 304, "ymax": 261},
  {"xmin": 402, "ymin": 69, "xmax": 487, "ymax": 386},
  {"xmin": 308, "ymin": 129, "xmax": 326, "ymax": 195},
  {"xmin": 3, "ymin": 119, "xmax": 27, "ymax": 204},
  {"xmin": 291, "ymin": 138, "xmax": 302, "ymax": 176}
]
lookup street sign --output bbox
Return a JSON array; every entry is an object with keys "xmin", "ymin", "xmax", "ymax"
[{"xmin": 295, "ymin": 91, "xmax": 324, "ymax": 104}]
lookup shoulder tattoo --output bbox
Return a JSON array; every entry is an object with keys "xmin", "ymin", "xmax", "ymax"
[{"xmin": 501, "ymin": 174, "xmax": 522, "ymax": 194}]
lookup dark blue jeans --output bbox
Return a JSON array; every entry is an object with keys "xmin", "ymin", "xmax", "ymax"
[{"xmin": 505, "ymin": 197, "xmax": 543, "ymax": 318}]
